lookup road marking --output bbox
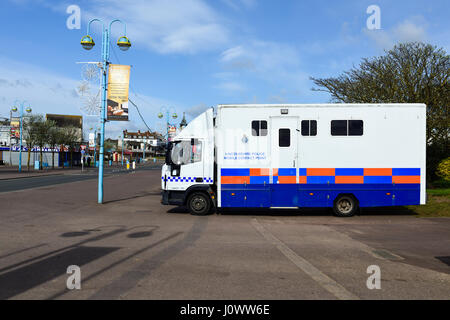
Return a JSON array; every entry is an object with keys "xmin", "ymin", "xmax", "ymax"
[
  {"xmin": 371, "ymin": 249, "xmax": 404, "ymax": 261},
  {"xmin": 251, "ymin": 218, "xmax": 359, "ymax": 300}
]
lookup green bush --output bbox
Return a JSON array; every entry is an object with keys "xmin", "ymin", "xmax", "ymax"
[{"xmin": 436, "ymin": 157, "xmax": 450, "ymax": 182}]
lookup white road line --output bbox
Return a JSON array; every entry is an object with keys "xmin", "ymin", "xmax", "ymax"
[{"xmin": 251, "ymin": 218, "xmax": 359, "ymax": 300}]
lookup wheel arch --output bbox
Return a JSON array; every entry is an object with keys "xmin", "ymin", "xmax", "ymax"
[
  {"xmin": 184, "ymin": 184, "xmax": 216, "ymax": 207},
  {"xmin": 333, "ymin": 193, "xmax": 359, "ymax": 206}
]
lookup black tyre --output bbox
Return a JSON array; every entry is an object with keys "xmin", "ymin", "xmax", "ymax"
[
  {"xmin": 333, "ymin": 194, "xmax": 358, "ymax": 217},
  {"xmin": 187, "ymin": 192, "xmax": 211, "ymax": 216}
]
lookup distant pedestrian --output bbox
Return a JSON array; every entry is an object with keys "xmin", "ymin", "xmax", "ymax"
[{"xmin": 87, "ymin": 157, "xmax": 91, "ymax": 167}]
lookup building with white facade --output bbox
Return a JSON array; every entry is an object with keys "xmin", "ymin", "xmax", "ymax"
[{"xmin": 119, "ymin": 130, "xmax": 165, "ymax": 161}]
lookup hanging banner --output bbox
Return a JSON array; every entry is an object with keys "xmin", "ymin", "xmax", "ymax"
[
  {"xmin": 88, "ymin": 133, "xmax": 95, "ymax": 147},
  {"xmin": 10, "ymin": 117, "xmax": 20, "ymax": 139},
  {"xmin": 107, "ymin": 64, "xmax": 130, "ymax": 121},
  {"xmin": 168, "ymin": 125, "xmax": 177, "ymax": 142}
]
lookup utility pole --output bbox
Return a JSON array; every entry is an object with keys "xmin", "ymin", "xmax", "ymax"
[{"xmin": 80, "ymin": 19, "xmax": 130, "ymax": 204}]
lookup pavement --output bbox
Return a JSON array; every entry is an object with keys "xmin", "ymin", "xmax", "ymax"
[{"xmin": 0, "ymin": 167, "xmax": 449, "ymax": 300}]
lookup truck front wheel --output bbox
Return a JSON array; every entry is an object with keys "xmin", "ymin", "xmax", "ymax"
[{"xmin": 187, "ymin": 192, "xmax": 211, "ymax": 216}]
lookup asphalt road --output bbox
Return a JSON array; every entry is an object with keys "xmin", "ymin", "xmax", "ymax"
[
  {"xmin": 0, "ymin": 168, "xmax": 449, "ymax": 300},
  {"xmin": 0, "ymin": 164, "xmax": 161, "ymax": 193}
]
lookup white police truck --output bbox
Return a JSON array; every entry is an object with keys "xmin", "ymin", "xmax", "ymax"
[{"xmin": 161, "ymin": 104, "xmax": 426, "ymax": 217}]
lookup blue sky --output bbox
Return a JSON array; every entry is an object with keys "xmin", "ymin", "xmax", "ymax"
[{"xmin": 0, "ymin": 0, "xmax": 449, "ymax": 138}]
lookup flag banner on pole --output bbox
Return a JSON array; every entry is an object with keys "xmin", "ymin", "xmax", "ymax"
[
  {"xmin": 89, "ymin": 132, "xmax": 95, "ymax": 147},
  {"xmin": 168, "ymin": 125, "xmax": 177, "ymax": 142},
  {"xmin": 107, "ymin": 64, "xmax": 130, "ymax": 121}
]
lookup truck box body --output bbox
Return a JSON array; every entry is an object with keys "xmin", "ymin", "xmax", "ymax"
[{"xmin": 161, "ymin": 104, "xmax": 426, "ymax": 212}]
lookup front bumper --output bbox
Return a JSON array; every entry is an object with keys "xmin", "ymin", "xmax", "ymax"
[{"xmin": 161, "ymin": 190, "xmax": 185, "ymax": 206}]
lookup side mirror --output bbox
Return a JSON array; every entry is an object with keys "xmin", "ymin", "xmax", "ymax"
[{"xmin": 165, "ymin": 142, "xmax": 173, "ymax": 165}]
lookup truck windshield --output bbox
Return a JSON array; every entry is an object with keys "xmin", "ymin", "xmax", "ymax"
[{"xmin": 170, "ymin": 140, "xmax": 202, "ymax": 165}]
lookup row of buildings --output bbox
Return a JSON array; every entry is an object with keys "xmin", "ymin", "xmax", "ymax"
[
  {"xmin": 106, "ymin": 130, "xmax": 166, "ymax": 163},
  {"xmin": 0, "ymin": 113, "xmax": 188, "ymax": 167}
]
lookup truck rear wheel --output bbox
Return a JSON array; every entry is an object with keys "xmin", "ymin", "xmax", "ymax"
[
  {"xmin": 187, "ymin": 192, "xmax": 211, "ymax": 216},
  {"xmin": 333, "ymin": 195, "xmax": 358, "ymax": 217}
]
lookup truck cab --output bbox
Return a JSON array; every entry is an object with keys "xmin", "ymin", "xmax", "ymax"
[{"xmin": 161, "ymin": 108, "xmax": 215, "ymax": 215}]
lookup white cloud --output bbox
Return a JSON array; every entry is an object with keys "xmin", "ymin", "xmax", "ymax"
[
  {"xmin": 214, "ymin": 40, "xmax": 319, "ymax": 101},
  {"xmin": 217, "ymin": 40, "xmax": 311, "ymax": 95},
  {"xmin": 0, "ymin": 56, "xmax": 180, "ymax": 139},
  {"xmin": 0, "ymin": 56, "xmax": 81, "ymax": 118},
  {"xmin": 85, "ymin": 0, "xmax": 230, "ymax": 54},
  {"xmin": 221, "ymin": 46, "xmax": 245, "ymax": 62},
  {"xmin": 220, "ymin": 40, "xmax": 300, "ymax": 74},
  {"xmin": 365, "ymin": 16, "xmax": 428, "ymax": 50},
  {"xmin": 364, "ymin": 29, "xmax": 394, "ymax": 50},
  {"xmin": 394, "ymin": 20, "xmax": 427, "ymax": 43},
  {"xmin": 214, "ymin": 81, "xmax": 246, "ymax": 93}
]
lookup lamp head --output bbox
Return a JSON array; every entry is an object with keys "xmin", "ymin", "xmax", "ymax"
[
  {"xmin": 81, "ymin": 35, "xmax": 95, "ymax": 50},
  {"xmin": 157, "ymin": 112, "xmax": 164, "ymax": 119},
  {"xmin": 11, "ymin": 106, "xmax": 18, "ymax": 112},
  {"xmin": 25, "ymin": 107, "xmax": 32, "ymax": 113},
  {"xmin": 172, "ymin": 113, "xmax": 178, "ymax": 119},
  {"xmin": 117, "ymin": 36, "xmax": 131, "ymax": 51}
]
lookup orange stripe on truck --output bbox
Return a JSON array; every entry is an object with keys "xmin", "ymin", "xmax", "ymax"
[
  {"xmin": 221, "ymin": 176, "xmax": 250, "ymax": 184},
  {"xmin": 335, "ymin": 176, "xmax": 364, "ymax": 184},
  {"xmin": 392, "ymin": 176, "xmax": 420, "ymax": 184},
  {"xmin": 278, "ymin": 176, "xmax": 297, "ymax": 184},
  {"xmin": 364, "ymin": 168, "xmax": 392, "ymax": 176},
  {"xmin": 307, "ymin": 168, "xmax": 335, "ymax": 176},
  {"xmin": 250, "ymin": 168, "xmax": 270, "ymax": 176}
]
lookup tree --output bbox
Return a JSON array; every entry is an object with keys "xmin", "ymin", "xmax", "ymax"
[
  {"xmin": 104, "ymin": 140, "xmax": 117, "ymax": 161},
  {"xmin": 22, "ymin": 115, "xmax": 40, "ymax": 171},
  {"xmin": 436, "ymin": 157, "xmax": 450, "ymax": 182},
  {"xmin": 311, "ymin": 42, "xmax": 449, "ymax": 181},
  {"xmin": 63, "ymin": 127, "xmax": 79, "ymax": 167},
  {"xmin": 34, "ymin": 117, "xmax": 55, "ymax": 170},
  {"xmin": 56, "ymin": 128, "xmax": 68, "ymax": 169},
  {"xmin": 47, "ymin": 123, "xmax": 62, "ymax": 169}
]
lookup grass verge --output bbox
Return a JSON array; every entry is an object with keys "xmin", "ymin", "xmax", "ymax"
[{"xmin": 406, "ymin": 189, "xmax": 450, "ymax": 217}]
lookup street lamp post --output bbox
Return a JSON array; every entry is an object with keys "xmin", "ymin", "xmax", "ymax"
[
  {"xmin": 94, "ymin": 127, "xmax": 100, "ymax": 165},
  {"xmin": 9, "ymin": 108, "xmax": 15, "ymax": 167},
  {"xmin": 81, "ymin": 19, "xmax": 131, "ymax": 204},
  {"xmin": 119, "ymin": 135, "xmax": 124, "ymax": 166},
  {"xmin": 11, "ymin": 101, "xmax": 32, "ymax": 172},
  {"xmin": 88, "ymin": 127, "xmax": 99, "ymax": 166},
  {"xmin": 158, "ymin": 106, "xmax": 178, "ymax": 145}
]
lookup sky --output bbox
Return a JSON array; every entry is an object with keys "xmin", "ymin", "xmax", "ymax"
[{"xmin": 0, "ymin": 0, "xmax": 449, "ymax": 139}]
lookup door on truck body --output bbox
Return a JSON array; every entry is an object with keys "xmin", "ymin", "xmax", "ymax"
[{"xmin": 270, "ymin": 116, "xmax": 299, "ymax": 207}]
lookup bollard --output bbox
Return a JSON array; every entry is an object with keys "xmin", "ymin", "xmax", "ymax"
[
  {"xmin": 153, "ymin": 158, "xmax": 156, "ymax": 163},
  {"xmin": 127, "ymin": 162, "xmax": 130, "ymax": 170},
  {"xmin": 132, "ymin": 161, "xmax": 136, "ymax": 170}
]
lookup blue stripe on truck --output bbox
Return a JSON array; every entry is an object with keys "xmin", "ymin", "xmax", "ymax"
[
  {"xmin": 392, "ymin": 168, "xmax": 421, "ymax": 176},
  {"xmin": 221, "ymin": 183, "xmax": 420, "ymax": 208}
]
